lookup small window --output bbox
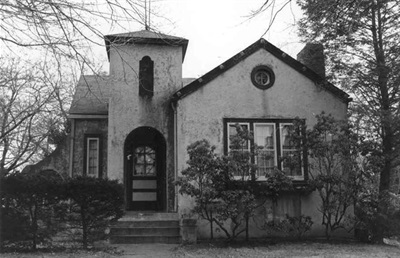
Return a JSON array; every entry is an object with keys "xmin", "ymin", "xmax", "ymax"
[
  {"xmin": 86, "ymin": 137, "xmax": 100, "ymax": 177},
  {"xmin": 139, "ymin": 56, "xmax": 154, "ymax": 98},
  {"xmin": 251, "ymin": 65, "xmax": 275, "ymax": 90}
]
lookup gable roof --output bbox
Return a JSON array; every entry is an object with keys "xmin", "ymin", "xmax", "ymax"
[
  {"xmin": 104, "ymin": 30, "xmax": 189, "ymax": 62},
  {"xmin": 69, "ymin": 75, "xmax": 110, "ymax": 115},
  {"xmin": 171, "ymin": 38, "xmax": 351, "ymax": 103}
]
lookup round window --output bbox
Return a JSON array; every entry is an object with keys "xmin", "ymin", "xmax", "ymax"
[{"xmin": 251, "ymin": 65, "xmax": 275, "ymax": 90}]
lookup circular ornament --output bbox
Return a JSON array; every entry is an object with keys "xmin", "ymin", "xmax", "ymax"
[{"xmin": 251, "ymin": 65, "xmax": 275, "ymax": 90}]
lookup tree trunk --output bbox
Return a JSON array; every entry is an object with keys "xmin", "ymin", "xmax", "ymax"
[
  {"xmin": 81, "ymin": 209, "xmax": 88, "ymax": 249},
  {"xmin": 210, "ymin": 211, "xmax": 214, "ymax": 240},
  {"xmin": 245, "ymin": 215, "xmax": 249, "ymax": 242}
]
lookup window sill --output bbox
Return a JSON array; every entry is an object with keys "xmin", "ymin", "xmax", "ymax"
[
  {"xmin": 231, "ymin": 178, "xmax": 314, "ymax": 194},
  {"xmin": 290, "ymin": 180, "xmax": 314, "ymax": 194}
]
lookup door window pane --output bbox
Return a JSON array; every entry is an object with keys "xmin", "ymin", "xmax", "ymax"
[{"xmin": 134, "ymin": 146, "xmax": 156, "ymax": 176}]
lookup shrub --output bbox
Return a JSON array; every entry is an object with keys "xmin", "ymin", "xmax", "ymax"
[
  {"xmin": 263, "ymin": 214, "xmax": 313, "ymax": 239},
  {"xmin": 0, "ymin": 170, "xmax": 65, "ymax": 250},
  {"xmin": 355, "ymin": 191, "xmax": 400, "ymax": 242},
  {"xmin": 66, "ymin": 176, "xmax": 124, "ymax": 249},
  {"xmin": 177, "ymin": 135, "xmax": 293, "ymax": 241}
]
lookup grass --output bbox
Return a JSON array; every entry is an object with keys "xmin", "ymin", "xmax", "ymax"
[
  {"xmin": 1, "ymin": 240, "xmax": 400, "ymax": 258},
  {"xmin": 173, "ymin": 241, "xmax": 400, "ymax": 257}
]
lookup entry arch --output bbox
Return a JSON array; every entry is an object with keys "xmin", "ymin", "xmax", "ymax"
[{"xmin": 124, "ymin": 126, "xmax": 166, "ymax": 211}]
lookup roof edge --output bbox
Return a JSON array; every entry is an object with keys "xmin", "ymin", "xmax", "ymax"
[
  {"xmin": 68, "ymin": 114, "xmax": 108, "ymax": 119},
  {"xmin": 104, "ymin": 33, "xmax": 189, "ymax": 62},
  {"xmin": 172, "ymin": 38, "xmax": 351, "ymax": 104}
]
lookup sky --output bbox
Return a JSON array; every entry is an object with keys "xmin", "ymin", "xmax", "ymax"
[{"xmin": 102, "ymin": 0, "xmax": 304, "ymax": 78}]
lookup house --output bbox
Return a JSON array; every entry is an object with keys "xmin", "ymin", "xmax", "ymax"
[{"xmin": 29, "ymin": 29, "xmax": 351, "ymax": 242}]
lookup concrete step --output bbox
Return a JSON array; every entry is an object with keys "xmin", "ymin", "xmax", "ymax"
[
  {"xmin": 110, "ymin": 235, "xmax": 181, "ymax": 244},
  {"xmin": 112, "ymin": 220, "xmax": 180, "ymax": 228},
  {"xmin": 120, "ymin": 212, "xmax": 180, "ymax": 221},
  {"xmin": 110, "ymin": 212, "xmax": 181, "ymax": 244},
  {"xmin": 110, "ymin": 226, "xmax": 180, "ymax": 236}
]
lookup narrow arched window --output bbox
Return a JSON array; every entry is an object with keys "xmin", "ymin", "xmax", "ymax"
[{"xmin": 139, "ymin": 56, "xmax": 154, "ymax": 98}]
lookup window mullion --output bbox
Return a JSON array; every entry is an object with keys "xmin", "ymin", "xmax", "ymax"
[
  {"xmin": 249, "ymin": 122, "xmax": 255, "ymax": 165},
  {"xmin": 276, "ymin": 122, "xmax": 282, "ymax": 171}
]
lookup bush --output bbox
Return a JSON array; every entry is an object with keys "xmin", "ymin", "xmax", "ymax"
[
  {"xmin": 0, "ymin": 170, "xmax": 65, "ymax": 250},
  {"xmin": 177, "ymin": 136, "xmax": 293, "ymax": 241},
  {"xmin": 355, "ymin": 191, "xmax": 400, "ymax": 242},
  {"xmin": 263, "ymin": 214, "xmax": 313, "ymax": 239},
  {"xmin": 66, "ymin": 176, "xmax": 124, "ymax": 249},
  {"xmin": 1, "ymin": 172, "xmax": 125, "ymax": 251}
]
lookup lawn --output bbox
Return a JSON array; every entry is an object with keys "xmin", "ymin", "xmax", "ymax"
[
  {"xmin": 2, "ymin": 241, "xmax": 400, "ymax": 258},
  {"xmin": 173, "ymin": 242, "xmax": 400, "ymax": 258}
]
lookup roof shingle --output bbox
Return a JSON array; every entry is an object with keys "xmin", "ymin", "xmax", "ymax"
[{"xmin": 69, "ymin": 75, "xmax": 110, "ymax": 115}]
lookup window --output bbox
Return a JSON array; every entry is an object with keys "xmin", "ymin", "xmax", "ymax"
[
  {"xmin": 254, "ymin": 123, "xmax": 277, "ymax": 176},
  {"xmin": 139, "ymin": 56, "xmax": 154, "ymax": 98},
  {"xmin": 86, "ymin": 137, "xmax": 100, "ymax": 177},
  {"xmin": 227, "ymin": 123, "xmax": 250, "ymax": 151},
  {"xmin": 224, "ymin": 119, "xmax": 305, "ymax": 180},
  {"xmin": 251, "ymin": 65, "xmax": 275, "ymax": 90},
  {"xmin": 133, "ymin": 146, "xmax": 156, "ymax": 176},
  {"xmin": 280, "ymin": 124, "xmax": 303, "ymax": 179}
]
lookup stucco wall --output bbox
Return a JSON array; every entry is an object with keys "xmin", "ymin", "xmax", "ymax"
[
  {"xmin": 107, "ymin": 44, "xmax": 183, "ymax": 211},
  {"xmin": 176, "ymin": 48, "xmax": 348, "ymax": 238}
]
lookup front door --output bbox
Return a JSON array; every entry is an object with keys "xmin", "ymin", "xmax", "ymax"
[{"xmin": 125, "ymin": 127, "xmax": 166, "ymax": 211}]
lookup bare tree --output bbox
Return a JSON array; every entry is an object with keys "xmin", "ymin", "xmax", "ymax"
[
  {"xmin": 0, "ymin": 57, "xmax": 72, "ymax": 176},
  {"xmin": 1, "ymin": 1, "xmax": 154, "ymax": 68},
  {"xmin": 247, "ymin": 0, "xmax": 296, "ymax": 37},
  {"xmin": 0, "ymin": 1, "xmax": 165, "ymax": 175}
]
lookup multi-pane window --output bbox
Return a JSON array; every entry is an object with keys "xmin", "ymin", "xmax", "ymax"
[
  {"xmin": 86, "ymin": 137, "xmax": 99, "ymax": 177},
  {"xmin": 133, "ymin": 146, "xmax": 156, "ymax": 176},
  {"xmin": 225, "ymin": 119, "xmax": 305, "ymax": 180},
  {"xmin": 254, "ymin": 123, "xmax": 276, "ymax": 177},
  {"xmin": 228, "ymin": 123, "xmax": 250, "ymax": 151},
  {"xmin": 281, "ymin": 124, "xmax": 303, "ymax": 179}
]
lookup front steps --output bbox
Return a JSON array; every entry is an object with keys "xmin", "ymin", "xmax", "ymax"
[{"xmin": 110, "ymin": 212, "xmax": 181, "ymax": 244}]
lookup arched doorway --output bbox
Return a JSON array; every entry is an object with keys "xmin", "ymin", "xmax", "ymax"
[{"xmin": 124, "ymin": 127, "xmax": 166, "ymax": 211}]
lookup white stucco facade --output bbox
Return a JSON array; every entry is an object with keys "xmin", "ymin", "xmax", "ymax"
[
  {"xmin": 49, "ymin": 31, "xmax": 351, "ymax": 239},
  {"xmin": 107, "ymin": 44, "xmax": 183, "ymax": 182},
  {"xmin": 175, "ymin": 46, "xmax": 348, "ymax": 238}
]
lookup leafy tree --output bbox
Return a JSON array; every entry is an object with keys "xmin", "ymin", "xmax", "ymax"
[
  {"xmin": 304, "ymin": 114, "xmax": 360, "ymax": 239},
  {"xmin": 297, "ymin": 0, "xmax": 400, "ymax": 220},
  {"xmin": 254, "ymin": 0, "xmax": 400, "ymax": 240},
  {"xmin": 176, "ymin": 140, "xmax": 220, "ymax": 239},
  {"xmin": 66, "ymin": 176, "xmax": 124, "ymax": 249}
]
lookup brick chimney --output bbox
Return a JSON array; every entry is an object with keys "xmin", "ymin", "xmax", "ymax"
[{"xmin": 297, "ymin": 43, "xmax": 325, "ymax": 78}]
